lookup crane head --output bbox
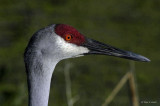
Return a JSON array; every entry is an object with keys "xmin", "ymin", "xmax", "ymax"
[{"xmin": 25, "ymin": 24, "xmax": 150, "ymax": 62}]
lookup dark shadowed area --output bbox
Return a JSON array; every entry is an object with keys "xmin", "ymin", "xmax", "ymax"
[{"xmin": 0, "ymin": 0, "xmax": 159, "ymax": 106}]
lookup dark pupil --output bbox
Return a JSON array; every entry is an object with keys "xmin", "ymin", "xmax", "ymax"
[{"xmin": 68, "ymin": 36, "xmax": 70, "ymax": 39}]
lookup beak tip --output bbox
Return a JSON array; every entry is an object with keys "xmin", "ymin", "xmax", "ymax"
[
  {"xmin": 143, "ymin": 57, "xmax": 151, "ymax": 62},
  {"xmin": 127, "ymin": 51, "xmax": 150, "ymax": 62},
  {"xmin": 138, "ymin": 55, "xmax": 150, "ymax": 62}
]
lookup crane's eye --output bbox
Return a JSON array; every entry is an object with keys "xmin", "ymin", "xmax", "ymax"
[{"xmin": 65, "ymin": 34, "xmax": 72, "ymax": 41}]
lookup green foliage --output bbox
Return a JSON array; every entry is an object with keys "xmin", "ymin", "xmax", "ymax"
[{"xmin": 0, "ymin": 0, "xmax": 160, "ymax": 105}]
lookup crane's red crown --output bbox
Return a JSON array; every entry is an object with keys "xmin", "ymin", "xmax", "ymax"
[{"xmin": 55, "ymin": 24, "xmax": 85, "ymax": 46}]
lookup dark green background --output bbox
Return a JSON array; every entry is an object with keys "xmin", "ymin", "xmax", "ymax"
[{"xmin": 0, "ymin": 0, "xmax": 159, "ymax": 106}]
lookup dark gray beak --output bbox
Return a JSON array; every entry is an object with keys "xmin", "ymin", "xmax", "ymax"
[{"xmin": 81, "ymin": 38, "xmax": 150, "ymax": 62}]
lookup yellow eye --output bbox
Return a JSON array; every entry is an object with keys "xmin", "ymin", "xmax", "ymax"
[{"xmin": 65, "ymin": 34, "xmax": 72, "ymax": 41}]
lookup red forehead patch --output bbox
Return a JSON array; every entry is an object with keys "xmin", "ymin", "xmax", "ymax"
[{"xmin": 55, "ymin": 24, "xmax": 85, "ymax": 45}]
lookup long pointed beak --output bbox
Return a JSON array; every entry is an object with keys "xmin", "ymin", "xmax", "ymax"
[{"xmin": 81, "ymin": 38, "xmax": 150, "ymax": 62}]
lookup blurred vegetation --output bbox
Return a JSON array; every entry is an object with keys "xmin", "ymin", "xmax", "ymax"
[{"xmin": 0, "ymin": 0, "xmax": 160, "ymax": 106}]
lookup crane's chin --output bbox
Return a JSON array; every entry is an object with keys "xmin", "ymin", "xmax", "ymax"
[{"xmin": 71, "ymin": 54, "xmax": 84, "ymax": 58}]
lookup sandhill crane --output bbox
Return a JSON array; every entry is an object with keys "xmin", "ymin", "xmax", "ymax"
[{"xmin": 24, "ymin": 24, "xmax": 150, "ymax": 106}]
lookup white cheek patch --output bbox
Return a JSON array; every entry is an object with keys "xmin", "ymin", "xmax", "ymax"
[{"xmin": 55, "ymin": 35, "xmax": 89, "ymax": 58}]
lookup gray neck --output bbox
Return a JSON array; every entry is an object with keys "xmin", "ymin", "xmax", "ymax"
[{"xmin": 27, "ymin": 56, "xmax": 58, "ymax": 106}]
